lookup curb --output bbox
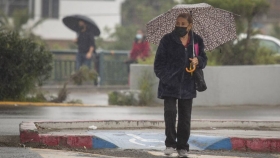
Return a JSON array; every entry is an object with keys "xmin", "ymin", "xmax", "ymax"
[
  {"xmin": 39, "ymin": 85, "xmax": 129, "ymax": 92},
  {"xmin": 34, "ymin": 119, "xmax": 280, "ymax": 129},
  {"xmin": 20, "ymin": 120, "xmax": 280, "ymax": 152},
  {"xmin": 230, "ymin": 137, "xmax": 280, "ymax": 152},
  {"xmin": 20, "ymin": 121, "xmax": 117, "ymax": 149},
  {"xmin": 0, "ymin": 102, "xmax": 107, "ymax": 107}
]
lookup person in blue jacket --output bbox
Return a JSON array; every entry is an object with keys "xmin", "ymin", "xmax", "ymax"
[{"xmin": 154, "ymin": 13, "xmax": 207, "ymax": 157}]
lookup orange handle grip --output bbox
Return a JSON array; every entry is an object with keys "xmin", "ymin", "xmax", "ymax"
[{"xmin": 186, "ymin": 65, "xmax": 196, "ymax": 73}]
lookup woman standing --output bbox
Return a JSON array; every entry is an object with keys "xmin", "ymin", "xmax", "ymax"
[{"xmin": 154, "ymin": 13, "xmax": 207, "ymax": 157}]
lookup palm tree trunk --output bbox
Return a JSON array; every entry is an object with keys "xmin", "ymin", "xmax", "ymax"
[{"xmin": 244, "ymin": 18, "xmax": 253, "ymax": 52}]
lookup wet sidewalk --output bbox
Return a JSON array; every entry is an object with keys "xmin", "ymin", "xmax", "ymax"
[{"xmin": 20, "ymin": 120, "xmax": 280, "ymax": 153}]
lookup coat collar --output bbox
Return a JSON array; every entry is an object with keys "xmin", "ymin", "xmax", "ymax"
[{"xmin": 171, "ymin": 30, "xmax": 195, "ymax": 46}]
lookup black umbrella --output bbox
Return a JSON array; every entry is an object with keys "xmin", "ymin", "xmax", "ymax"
[{"xmin": 62, "ymin": 14, "xmax": 100, "ymax": 36}]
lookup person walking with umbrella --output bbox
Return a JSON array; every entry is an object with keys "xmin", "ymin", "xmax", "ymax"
[
  {"xmin": 147, "ymin": 3, "xmax": 237, "ymax": 157},
  {"xmin": 74, "ymin": 20, "xmax": 95, "ymax": 70},
  {"xmin": 63, "ymin": 15, "xmax": 101, "ymax": 71}
]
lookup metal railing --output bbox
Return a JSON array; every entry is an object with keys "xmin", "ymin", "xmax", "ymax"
[{"xmin": 50, "ymin": 50, "xmax": 129, "ymax": 85}]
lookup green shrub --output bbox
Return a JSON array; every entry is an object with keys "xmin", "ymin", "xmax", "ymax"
[
  {"xmin": 137, "ymin": 54, "xmax": 155, "ymax": 65},
  {"xmin": 138, "ymin": 70, "xmax": 154, "ymax": 105},
  {"xmin": 108, "ymin": 91, "xmax": 138, "ymax": 106},
  {"xmin": 24, "ymin": 91, "xmax": 47, "ymax": 102},
  {"xmin": 70, "ymin": 66, "xmax": 98, "ymax": 85},
  {"xmin": 108, "ymin": 91, "xmax": 118, "ymax": 105},
  {"xmin": 108, "ymin": 70, "xmax": 154, "ymax": 106},
  {"xmin": 67, "ymin": 99, "xmax": 83, "ymax": 104},
  {"xmin": 0, "ymin": 31, "xmax": 52, "ymax": 100},
  {"xmin": 47, "ymin": 66, "xmax": 98, "ymax": 103},
  {"xmin": 208, "ymin": 39, "xmax": 280, "ymax": 66}
]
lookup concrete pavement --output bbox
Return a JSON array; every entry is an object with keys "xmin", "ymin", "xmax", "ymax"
[
  {"xmin": 67, "ymin": 92, "xmax": 108, "ymax": 105},
  {"xmin": 25, "ymin": 148, "xmax": 280, "ymax": 158},
  {"xmin": 0, "ymin": 147, "xmax": 42, "ymax": 158},
  {"xmin": 2, "ymin": 147, "xmax": 280, "ymax": 158}
]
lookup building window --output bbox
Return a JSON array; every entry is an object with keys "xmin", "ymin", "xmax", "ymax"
[
  {"xmin": 0, "ymin": 0, "xmax": 34, "ymax": 18},
  {"xmin": 41, "ymin": 0, "xmax": 59, "ymax": 19}
]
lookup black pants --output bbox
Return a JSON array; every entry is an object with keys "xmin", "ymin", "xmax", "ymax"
[{"xmin": 164, "ymin": 97, "xmax": 193, "ymax": 151}]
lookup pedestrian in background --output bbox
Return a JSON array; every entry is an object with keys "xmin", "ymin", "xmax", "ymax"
[
  {"xmin": 125, "ymin": 29, "xmax": 150, "ymax": 85},
  {"xmin": 75, "ymin": 20, "xmax": 96, "ymax": 70},
  {"xmin": 126, "ymin": 29, "xmax": 150, "ymax": 68}
]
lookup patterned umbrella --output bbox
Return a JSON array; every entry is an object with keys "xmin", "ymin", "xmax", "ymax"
[{"xmin": 146, "ymin": 3, "xmax": 237, "ymax": 51}]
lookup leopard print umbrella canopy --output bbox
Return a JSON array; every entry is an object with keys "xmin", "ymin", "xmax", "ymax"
[{"xmin": 146, "ymin": 3, "xmax": 237, "ymax": 51}]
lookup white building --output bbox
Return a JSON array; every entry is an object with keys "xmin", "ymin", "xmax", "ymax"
[{"xmin": 1, "ymin": 0, "xmax": 124, "ymax": 40}]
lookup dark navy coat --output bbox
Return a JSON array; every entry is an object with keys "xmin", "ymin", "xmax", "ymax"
[{"xmin": 154, "ymin": 30, "xmax": 207, "ymax": 99}]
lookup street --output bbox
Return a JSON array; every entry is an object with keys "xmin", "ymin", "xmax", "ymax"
[{"xmin": 1, "ymin": 105, "xmax": 280, "ymax": 135}]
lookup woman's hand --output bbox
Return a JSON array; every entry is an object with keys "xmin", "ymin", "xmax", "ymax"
[
  {"xmin": 86, "ymin": 52, "xmax": 92, "ymax": 59},
  {"xmin": 189, "ymin": 57, "xmax": 199, "ymax": 66}
]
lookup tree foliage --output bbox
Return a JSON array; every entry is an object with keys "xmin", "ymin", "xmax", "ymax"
[
  {"xmin": 121, "ymin": 0, "xmax": 177, "ymax": 28},
  {"xmin": 96, "ymin": 25, "xmax": 138, "ymax": 50},
  {"xmin": 207, "ymin": 39, "xmax": 279, "ymax": 65},
  {"xmin": 271, "ymin": 24, "xmax": 280, "ymax": 39},
  {"xmin": 97, "ymin": 0, "xmax": 177, "ymax": 50},
  {"xmin": 0, "ymin": 31, "xmax": 52, "ymax": 100},
  {"xmin": 0, "ymin": 9, "xmax": 45, "ymax": 42}
]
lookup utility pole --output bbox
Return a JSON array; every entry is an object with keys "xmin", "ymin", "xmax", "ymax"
[{"xmin": 3, "ymin": 0, "xmax": 10, "ymax": 15}]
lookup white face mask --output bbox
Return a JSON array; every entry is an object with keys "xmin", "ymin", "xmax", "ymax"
[{"xmin": 136, "ymin": 34, "xmax": 143, "ymax": 39}]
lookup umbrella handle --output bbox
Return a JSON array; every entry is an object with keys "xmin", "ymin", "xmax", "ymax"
[{"xmin": 186, "ymin": 64, "xmax": 196, "ymax": 73}]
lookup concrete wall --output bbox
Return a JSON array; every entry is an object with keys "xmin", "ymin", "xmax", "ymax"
[
  {"xmin": 130, "ymin": 64, "xmax": 280, "ymax": 106},
  {"xmin": 30, "ymin": 0, "xmax": 124, "ymax": 40}
]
